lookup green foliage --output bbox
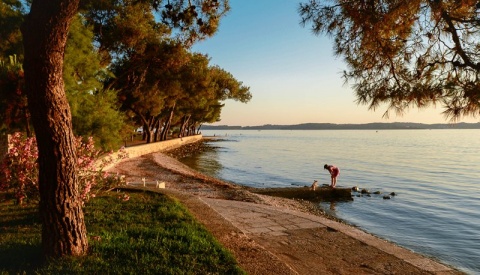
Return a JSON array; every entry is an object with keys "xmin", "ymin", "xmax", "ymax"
[
  {"xmin": 64, "ymin": 15, "xmax": 108, "ymax": 93},
  {"xmin": 209, "ymin": 65, "xmax": 252, "ymax": 103},
  {"xmin": 0, "ymin": 54, "xmax": 28, "ymax": 135},
  {"xmin": 0, "ymin": 191, "xmax": 245, "ymax": 274},
  {"xmin": 299, "ymin": 0, "xmax": 480, "ymax": 121},
  {"xmin": 0, "ymin": 0, "xmax": 24, "ymax": 58},
  {"xmin": 65, "ymin": 15, "xmax": 127, "ymax": 150},
  {"xmin": 0, "ymin": 0, "xmax": 247, "ymax": 146},
  {"xmin": 113, "ymin": 46, "xmax": 251, "ymax": 140},
  {"xmin": 81, "ymin": 1, "xmax": 167, "ymax": 64},
  {"xmin": 176, "ymin": 55, "xmax": 251, "ymax": 133},
  {"xmin": 0, "ymin": 132, "xmax": 128, "ymax": 205},
  {"xmin": 81, "ymin": 0, "xmax": 230, "ymax": 57},
  {"xmin": 0, "ymin": 1, "xmax": 241, "ymax": 145},
  {"xmin": 69, "ymin": 89, "xmax": 126, "ymax": 150}
]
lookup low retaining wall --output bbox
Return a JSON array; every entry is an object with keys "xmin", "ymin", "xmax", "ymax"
[
  {"xmin": 102, "ymin": 134, "xmax": 203, "ymax": 170},
  {"xmin": 124, "ymin": 135, "xmax": 202, "ymax": 158}
]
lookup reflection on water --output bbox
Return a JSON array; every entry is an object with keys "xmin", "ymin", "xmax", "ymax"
[
  {"xmin": 319, "ymin": 200, "xmax": 345, "ymax": 216},
  {"xmin": 329, "ymin": 201, "xmax": 336, "ymax": 211},
  {"xmin": 178, "ymin": 143, "xmax": 224, "ymax": 178}
]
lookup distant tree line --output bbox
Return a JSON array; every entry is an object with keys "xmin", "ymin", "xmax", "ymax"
[{"xmin": 0, "ymin": 0, "xmax": 251, "ymax": 150}]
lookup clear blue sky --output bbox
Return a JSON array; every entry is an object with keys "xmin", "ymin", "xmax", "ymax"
[{"xmin": 192, "ymin": 0, "xmax": 479, "ymax": 126}]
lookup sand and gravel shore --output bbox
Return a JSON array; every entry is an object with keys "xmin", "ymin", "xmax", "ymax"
[{"xmin": 107, "ymin": 140, "xmax": 461, "ymax": 274}]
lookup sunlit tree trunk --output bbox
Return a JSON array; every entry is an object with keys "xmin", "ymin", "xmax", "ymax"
[
  {"xmin": 144, "ymin": 116, "xmax": 155, "ymax": 143},
  {"xmin": 154, "ymin": 117, "xmax": 162, "ymax": 142},
  {"xmin": 161, "ymin": 105, "xmax": 175, "ymax": 141},
  {"xmin": 21, "ymin": 0, "xmax": 88, "ymax": 257},
  {"xmin": 197, "ymin": 124, "xmax": 202, "ymax": 134},
  {"xmin": 178, "ymin": 115, "xmax": 190, "ymax": 137}
]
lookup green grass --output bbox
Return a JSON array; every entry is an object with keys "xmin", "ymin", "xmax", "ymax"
[{"xmin": 0, "ymin": 191, "xmax": 245, "ymax": 274}]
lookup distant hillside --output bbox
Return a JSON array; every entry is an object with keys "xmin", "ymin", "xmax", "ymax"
[{"xmin": 201, "ymin": 122, "xmax": 480, "ymax": 130}]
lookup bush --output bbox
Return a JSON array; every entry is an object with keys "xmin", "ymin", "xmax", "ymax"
[{"xmin": 0, "ymin": 132, "xmax": 128, "ymax": 205}]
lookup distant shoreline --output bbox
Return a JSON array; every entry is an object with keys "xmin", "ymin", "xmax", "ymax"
[{"xmin": 202, "ymin": 122, "xmax": 480, "ymax": 130}]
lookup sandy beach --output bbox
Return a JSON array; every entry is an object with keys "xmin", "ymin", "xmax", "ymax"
[{"xmin": 107, "ymin": 142, "xmax": 461, "ymax": 274}]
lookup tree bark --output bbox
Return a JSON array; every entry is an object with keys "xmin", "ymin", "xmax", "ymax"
[
  {"xmin": 154, "ymin": 117, "xmax": 162, "ymax": 142},
  {"xmin": 21, "ymin": 0, "xmax": 88, "ymax": 258},
  {"xmin": 160, "ymin": 105, "xmax": 175, "ymax": 141},
  {"xmin": 197, "ymin": 124, "xmax": 202, "ymax": 135},
  {"xmin": 178, "ymin": 114, "xmax": 190, "ymax": 137},
  {"xmin": 144, "ymin": 116, "xmax": 155, "ymax": 143}
]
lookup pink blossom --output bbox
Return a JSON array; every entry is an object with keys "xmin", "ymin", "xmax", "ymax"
[{"xmin": 2, "ymin": 133, "xmax": 127, "ymax": 204}]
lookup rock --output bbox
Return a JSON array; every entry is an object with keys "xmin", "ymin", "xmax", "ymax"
[
  {"xmin": 352, "ymin": 186, "xmax": 359, "ymax": 192},
  {"xmin": 373, "ymin": 191, "xmax": 381, "ymax": 194},
  {"xmin": 383, "ymin": 195, "xmax": 391, "ymax": 200},
  {"xmin": 251, "ymin": 187, "xmax": 353, "ymax": 201},
  {"xmin": 361, "ymin": 188, "xmax": 370, "ymax": 194},
  {"xmin": 390, "ymin": 192, "xmax": 396, "ymax": 196}
]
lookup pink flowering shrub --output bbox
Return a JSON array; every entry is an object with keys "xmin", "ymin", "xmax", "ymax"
[
  {"xmin": 0, "ymin": 133, "xmax": 39, "ymax": 204},
  {"xmin": 1, "ymin": 133, "xmax": 128, "ymax": 204}
]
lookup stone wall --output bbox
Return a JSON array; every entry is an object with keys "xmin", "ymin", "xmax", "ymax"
[
  {"xmin": 101, "ymin": 134, "xmax": 203, "ymax": 170},
  {"xmin": 0, "ymin": 133, "xmax": 201, "ymax": 172}
]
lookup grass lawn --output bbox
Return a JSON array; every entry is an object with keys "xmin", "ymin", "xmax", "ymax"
[{"xmin": 0, "ymin": 190, "xmax": 245, "ymax": 274}]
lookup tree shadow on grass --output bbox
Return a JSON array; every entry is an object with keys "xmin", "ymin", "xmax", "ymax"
[
  {"xmin": 0, "ymin": 213, "xmax": 39, "ymax": 228},
  {"xmin": 0, "ymin": 244, "xmax": 43, "ymax": 273},
  {"xmin": 0, "ymin": 205, "xmax": 43, "ymax": 273}
]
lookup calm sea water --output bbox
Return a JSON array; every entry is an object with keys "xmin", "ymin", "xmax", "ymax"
[{"xmin": 181, "ymin": 129, "xmax": 480, "ymax": 274}]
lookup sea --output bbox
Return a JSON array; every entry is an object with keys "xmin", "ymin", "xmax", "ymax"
[{"xmin": 178, "ymin": 129, "xmax": 480, "ymax": 274}]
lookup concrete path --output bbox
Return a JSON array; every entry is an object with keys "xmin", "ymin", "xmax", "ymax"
[{"xmin": 201, "ymin": 197, "xmax": 455, "ymax": 274}]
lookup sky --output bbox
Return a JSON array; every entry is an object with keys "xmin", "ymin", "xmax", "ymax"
[{"xmin": 191, "ymin": 0, "xmax": 480, "ymax": 126}]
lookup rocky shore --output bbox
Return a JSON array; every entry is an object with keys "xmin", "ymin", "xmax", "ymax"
[{"xmin": 107, "ymin": 139, "xmax": 461, "ymax": 274}]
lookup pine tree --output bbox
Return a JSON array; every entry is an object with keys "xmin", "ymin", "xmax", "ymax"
[{"xmin": 299, "ymin": 0, "xmax": 480, "ymax": 121}]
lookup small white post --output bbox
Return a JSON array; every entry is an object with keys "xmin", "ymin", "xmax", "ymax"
[{"xmin": 142, "ymin": 177, "xmax": 146, "ymax": 187}]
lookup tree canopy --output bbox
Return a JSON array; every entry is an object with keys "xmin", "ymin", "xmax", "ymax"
[
  {"xmin": 0, "ymin": 0, "xmax": 24, "ymax": 57},
  {"xmin": 80, "ymin": 0, "xmax": 230, "ymax": 63},
  {"xmin": 299, "ymin": 0, "xmax": 480, "ymax": 121},
  {"xmin": 110, "ymin": 44, "xmax": 251, "ymax": 142},
  {"xmin": 14, "ymin": 0, "xmax": 241, "ymax": 259},
  {"xmin": 1, "ymin": 0, "xmax": 244, "ymax": 149},
  {"xmin": 0, "ymin": 54, "xmax": 28, "ymax": 135},
  {"xmin": 65, "ymin": 15, "xmax": 126, "ymax": 150}
]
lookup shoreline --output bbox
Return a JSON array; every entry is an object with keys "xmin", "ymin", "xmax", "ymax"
[
  {"xmin": 164, "ymin": 138, "xmax": 350, "ymax": 223},
  {"xmin": 108, "ymin": 138, "xmax": 462, "ymax": 274}
]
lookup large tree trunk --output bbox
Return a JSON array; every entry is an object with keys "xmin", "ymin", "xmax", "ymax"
[
  {"xmin": 197, "ymin": 124, "xmax": 202, "ymax": 135},
  {"xmin": 178, "ymin": 115, "xmax": 190, "ymax": 138},
  {"xmin": 144, "ymin": 116, "xmax": 155, "ymax": 143},
  {"xmin": 160, "ymin": 104, "xmax": 175, "ymax": 141},
  {"xmin": 154, "ymin": 117, "xmax": 162, "ymax": 142},
  {"xmin": 21, "ymin": 0, "xmax": 88, "ymax": 258}
]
